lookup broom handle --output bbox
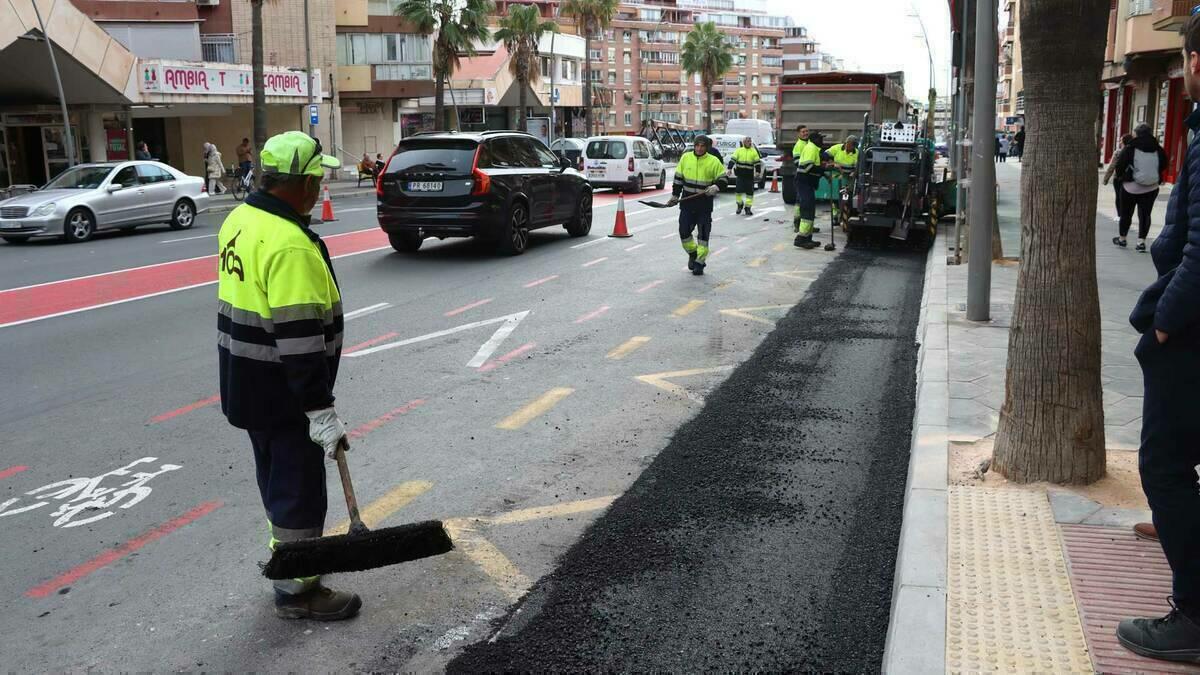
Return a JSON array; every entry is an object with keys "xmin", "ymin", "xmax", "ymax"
[{"xmin": 333, "ymin": 439, "xmax": 366, "ymax": 531}]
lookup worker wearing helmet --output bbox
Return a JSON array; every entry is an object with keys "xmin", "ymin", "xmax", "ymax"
[
  {"xmin": 217, "ymin": 131, "xmax": 362, "ymax": 621},
  {"xmin": 729, "ymin": 136, "xmax": 763, "ymax": 216},
  {"xmin": 668, "ymin": 135, "xmax": 727, "ymax": 275},
  {"xmin": 828, "ymin": 135, "xmax": 860, "ymax": 222},
  {"xmin": 793, "ymin": 130, "xmax": 823, "ymax": 249}
]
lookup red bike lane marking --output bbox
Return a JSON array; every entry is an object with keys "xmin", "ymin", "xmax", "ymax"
[
  {"xmin": 0, "ymin": 228, "xmax": 388, "ymax": 329},
  {"xmin": 0, "ymin": 465, "xmax": 29, "ymax": 481},
  {"xmin": 25, "ymin": 500, "xmax": 223, "ymax": 598},
  {"xmin": 147, "ymin": 394, "xmax": 223, "ymax": 425},
  {"xmin": 346, "ymin": 399, "xmax": 426, "ymax": 440}
]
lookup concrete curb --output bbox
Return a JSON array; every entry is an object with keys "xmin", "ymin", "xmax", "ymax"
[
  {"xmin": 881, "ymin": 236, "xmax": 949, "ymax": 674},
  {"xmin": 204, "ymin": 187, "xmax": 376, "ymax": 215}
]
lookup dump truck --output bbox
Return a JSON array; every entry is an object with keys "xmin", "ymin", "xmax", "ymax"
[
  {"xmin": 775, "ymin": 71, "xmax": 907, "ymax": 151},
  {"xmin": 775, "ymin": 71, "xmax": 908, "ymax": 204}
]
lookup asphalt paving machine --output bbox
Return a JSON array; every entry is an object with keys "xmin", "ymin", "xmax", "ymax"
[{"xmin": 837, "ymin": 116, "xmax": 941, "ymax": 245}]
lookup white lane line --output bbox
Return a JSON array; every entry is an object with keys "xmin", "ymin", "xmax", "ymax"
[
  {"xmin": 160, "ymin": 233, "xmax": 218, "ymax": 243},
  {"xmin": 625, "ymin": 243, "xmax": 646, "ymax": 251},
  {"xmin": 659, "ymin": 232, "xmax": 677, "ymax": 240},
  {"xmin": 344, "ymin": 302, "xmax": 391, "ymax": 321},
  {"xmin": 466, "ymin": 312, "xmax": 529, "ymax": 368},
  {"xmin": 736, "ymin": 236, "xmax": 749, "ymax": 244},
  {"xmin": 582, "ymin": 257, "xmax": 608, "ymax": 267}
]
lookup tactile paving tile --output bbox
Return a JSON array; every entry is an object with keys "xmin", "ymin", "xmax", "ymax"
[
  {"xmin": 1061, "ymin": 524, "xmax": 1200, "ymax": 674},
  {"xmin": 947, "ymin": 487, "xmax": 1093, "ymax": 673}
]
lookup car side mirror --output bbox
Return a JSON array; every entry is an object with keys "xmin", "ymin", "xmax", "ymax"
[
  {"xmin": 106, "ymin": 184, "xmax": 123, "ymax": 193},
  {"xmin": 559, "ymin": 156, "xmax": 572, "ymax": 171}
]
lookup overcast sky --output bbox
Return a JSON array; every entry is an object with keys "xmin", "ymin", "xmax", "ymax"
[{"xmin": 765, "ymin": 0, "xmax": 955, "ymax": 102}]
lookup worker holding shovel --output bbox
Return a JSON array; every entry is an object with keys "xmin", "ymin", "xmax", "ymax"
[
  {"xmin": 667, "ymin": 135, "xmax": 727, "ymax": 275},
  {"xmin": 216, "ymin": 131, "xmax": 362, "ymax": 621}
]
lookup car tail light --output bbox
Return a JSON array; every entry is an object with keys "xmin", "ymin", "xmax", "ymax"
[
  {"xmin": 201, "ymin": 180, "xmax": 208, "ymax": 194},
  {"xmin": 628, "ymin": 157, "xmax": 635, "ymax": 173},
  {"xmin": 577, "ymin": 156, "xmax": 584, "ymax": 171},
  {"xmin": 470, "ymin": 145, "xmax": 491, "ymax": 196},
  {"xmin": 377, "ymin": 148, "xmax": 398, "ymax": 197}
]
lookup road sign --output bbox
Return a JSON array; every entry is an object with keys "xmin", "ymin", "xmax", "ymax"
[
  {"xmin": 551, "ymin": 88, "xmax": 560, "ymax": 104},
  {"xmin": 309, "ymin": 104, "xmax": 319, "ymax": 126}
]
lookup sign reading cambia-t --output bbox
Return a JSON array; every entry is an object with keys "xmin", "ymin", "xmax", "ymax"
[{"xmin": 139, "ymin": 63, "xmax": 315, "ymax": 98}]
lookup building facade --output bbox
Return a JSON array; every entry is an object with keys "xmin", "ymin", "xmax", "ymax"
[
  {"xmin": 996, "ymin": 0, "xmax": 1023, "ymax": 132},
  {"xmin": 1100, "ymin": 0, "xmax": 1191, "ymax": 182},
  {"xmin": 0, "ymin": 0, "xmax": 338, "ymax": 186}
]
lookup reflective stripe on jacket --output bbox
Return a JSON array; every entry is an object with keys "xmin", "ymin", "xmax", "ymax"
[
  {"xmin": 731, "ymin": 146, "xmax": 763, "ymax": 177},
  {"xmin": 217, "ymin": 190, "xmax": 343, "ymax": 429},
  {"xmin": 672, "ymin": 150, "xmax": 727, "ymax": 197}
]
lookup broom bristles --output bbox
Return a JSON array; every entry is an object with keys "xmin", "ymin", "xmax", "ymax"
[{"xmin": 260, "ymin": 520, "xmax": 453, "ymax": 580}]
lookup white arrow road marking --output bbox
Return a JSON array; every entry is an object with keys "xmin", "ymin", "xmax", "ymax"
[
  {"xmin": 344, "ymin": 302, "xmax": 391, "ymax": 321},
  {"xmin": 345, "ymin": 310, "xmax": 531, "ymax": 368}
]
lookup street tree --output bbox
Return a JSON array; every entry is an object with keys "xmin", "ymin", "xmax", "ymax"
[
  {"xmin": 992, "ymin": 0, "xmax": 1109, "ymax": 484},
  {"xmin": 680, "ymin": 22, "xmax": 734, "ymax": 134},
  {"xmin": 397, "ymin": 0, "xmax": 493, "ymax": 131},
  {"xmin": 560, "ymin": 0, "xmax": 618, "ymax": 136},
  {"xmin": 494, "ymin": 4, "xmax": 558, "ymax": 131}
]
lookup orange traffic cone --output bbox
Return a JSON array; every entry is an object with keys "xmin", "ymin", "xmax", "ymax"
[
  {"xmin": 769, "ymin": 173, "xmax": 779, "ymax": 193},
  {"xmin": 608, "ymin": 191, "xmax": 632, "ymax": 238},
  {"xmin": 320, "ymin": 184, "xmax": 336, "ymax": 221}
]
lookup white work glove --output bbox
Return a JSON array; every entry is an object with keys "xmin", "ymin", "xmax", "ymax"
[
  {"xmin": 305, "ymin": 407, "xmax": 349, "ymax": 459},
  {"xmin": 704, "ymin": 185, "xmax": 720, "ymax": 196}
]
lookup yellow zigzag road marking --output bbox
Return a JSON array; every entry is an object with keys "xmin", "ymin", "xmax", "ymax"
[
  {"xmin": 606, "ymin": 336, "xmax": 651, "ymax": 360},
  {"xmin": 328, "ymin": 480, "xmax": 433, "ymax": 535},
  {"xmin": 496, "ymin": 387, "xmax": 575, "ymax": 430},
  {"xmin": 635, "ymin": 366, "xmax": 736, "ymax": 401}
]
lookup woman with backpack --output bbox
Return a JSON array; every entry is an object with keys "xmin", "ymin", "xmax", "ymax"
[
  {"xmin": 1103, "ymin": 133, "xmax": 1135, "ymax": 224},
  {"xmin": 1113, "ymin": 124, "xmax": 1168, "ymax": 252}
]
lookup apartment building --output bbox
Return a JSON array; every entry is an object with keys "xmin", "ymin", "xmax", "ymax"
[
  {"xmin": 0, "ymin": 0, "xmax": 336, "ymax": 185},
  {"xmin": 996, "ymin": 0, "xmax": 1023, "ymax": 132},
  {"xmin": 1100, "ymin": 0, "xmax": 1191, "ymax": 182},
  {"xmin": 934, "ymin": 95, "xmax": 951, "ymax": 141}
]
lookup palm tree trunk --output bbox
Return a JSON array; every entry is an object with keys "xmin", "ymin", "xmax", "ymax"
[
  {"xmin": 518, "ymin": 69, "xmax": 528, "ymax": 131},
  {"xmin": 251, "ymin": 0, "xmax": 267, "ymax": 165},
  {"xmin": 704, "ymin": 85, "xmax": 713, "ymax": 134},
  {"xmin": 582, "ymin": 33, "xmax": 593, "ymax": 136},
  {"xmin": 991, "ymin": 0, "xmax": 1108, "ymax": 484},
  {"xmin": 434, "ymin": 69, "xmax": 446, "ymax": 132}
]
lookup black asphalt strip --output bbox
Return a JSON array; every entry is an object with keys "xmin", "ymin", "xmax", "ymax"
[{"xmin": 445, "ymin": 245, "xmax": 927, "ymax": 671}]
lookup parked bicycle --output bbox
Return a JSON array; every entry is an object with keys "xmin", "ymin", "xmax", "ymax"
[{"xmin": 232, "ymin": 164, "xmax": 255, "ymax": 201}]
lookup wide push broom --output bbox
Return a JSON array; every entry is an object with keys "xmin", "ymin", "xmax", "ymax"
[{"xmin": 261, "ymin": 442, "xmax": 453, "ymax": 580}]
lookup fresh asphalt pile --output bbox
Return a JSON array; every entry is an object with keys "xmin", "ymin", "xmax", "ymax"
[{"xmin": 443, "ymin": 245, "xmax": 928, "ymax": 671}]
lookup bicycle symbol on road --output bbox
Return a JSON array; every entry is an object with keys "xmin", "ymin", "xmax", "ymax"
[{"xmin": 0, "ymin": 457, "xmax": 181, "ymax": 529}]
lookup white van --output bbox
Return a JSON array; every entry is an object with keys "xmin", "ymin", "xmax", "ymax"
[
  {"xmin": 725, "ymin": 118, "xmax": 775, "ymax": 148},
  {"xmin": 583, "ymin": 136, "xmax": 666, "ymax": 193}
]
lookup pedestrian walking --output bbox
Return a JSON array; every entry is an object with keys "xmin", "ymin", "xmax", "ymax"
[
  {"xmin": 1113, "ymin": 124, "xmax": 1167, "ymax": 252},
  {"xmin": 730, "ymin": 136, "xmax": 762, "ymax": 216},
  {"xmin": 204, "ymin": 142, "xmax": 227, "ymax": 194},
  {"xmin": 793, "ymin": 130, "xmax": 823, "ymax": 249},
  {"xmin": 215, "ymin": 130, "xmax": 360, "ymax": 621},
  {"xmin": 1117, "ymin": 13, "xmax": 1200, "ymax": 663},
  {"xmin": 997, "ymin": 135, "xmax": 1010, "ymax": 163},
  {"xmin": 1014, "ymin": 127, "xmax": 1026, "ymax": 161},
  {"xmin": 1104, "ymin": 133, "xmax": 1135, "ymax": 229},
  {"xmin": 667, "ymin": 135, "xmax": 726, "ymax": 275}
]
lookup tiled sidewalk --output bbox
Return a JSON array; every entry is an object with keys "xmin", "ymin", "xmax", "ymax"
[{"xmin": 887, "ymin": 163, "xmax": 1193, "ymax": 674}]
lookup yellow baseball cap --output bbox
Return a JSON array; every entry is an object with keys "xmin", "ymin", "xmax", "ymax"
[{"xmin": 261, "ymin": 131, "xmax": 340, "ymax": 177}]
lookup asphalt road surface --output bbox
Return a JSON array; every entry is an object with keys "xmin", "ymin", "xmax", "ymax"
[{"xmin": 0, "ymin": 180, "xmax": 925, "ymax": 671}]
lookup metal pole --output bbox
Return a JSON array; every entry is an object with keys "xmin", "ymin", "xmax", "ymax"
[
  {"xmin": 304, "ymin": 0, "xmax": 315, "ymax": 137},
  {"xmin": 967, "ymin": 0, "xmax": 996, "ymax": 321},
  {"xmin": 329, "ymin": 72, "xmax": 339, "ymax": 178},
  {"xmin": 550, "ymin": 27, "xmax": 556, "ymax": 145},
  {"xmin": 952, "ymin": 0, "xmax": 970, "ymax": 264},
  {"xmin": 31, "ymin": 0, "xmax": 75, "ymax": 170}
]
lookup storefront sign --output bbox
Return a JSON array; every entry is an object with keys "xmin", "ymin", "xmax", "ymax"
[{"xmin": 139, "ymin": 64, "xmax": 311, "ymax": 98}]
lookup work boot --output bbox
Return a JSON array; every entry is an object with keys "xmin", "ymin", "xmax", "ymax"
[
  {"xmin": 687, "ymin": 250, "xmax": 697, "ymax": 271},
  {"xmin": 275, "ymin": 584, "xmax": 362, "ymax": 621},
  {"xmin": 744, "ymin": 206, "xmax": 753, "ymax": 217},
  {"xmin": 794, "ymin": 234, "xmax": 819, "ymax": 250},
  {"xmin": 692, "ymin": 261, "xmax": 706, "ymax": 276},
  {"xmin": 736, "ymin": 203, "xmax": 744, "ymax": 215},
  {"xmin": 1134, "ymin": 522, "xmax": 1159, "ymax": 542},
  {"xmin": 1117, "ymin": 598, "xmax": 1200, "ymax": 663}
]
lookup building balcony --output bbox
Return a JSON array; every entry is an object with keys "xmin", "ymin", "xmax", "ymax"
[{"xmin": 1153, "ymin": 0, "xmax": 1193, "ymax": 31}]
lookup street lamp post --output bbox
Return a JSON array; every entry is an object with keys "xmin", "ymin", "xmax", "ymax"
[
  {"xmin": 304, "ymin": 0, "xmax": 315, "ymax": 137},
  {"xmin": 30, "ymin": 1, "xmax": 75, "ymax": 169},
  {"xmin": 910, "ymin": 4, "xmax": 937, "ymax": 140}
]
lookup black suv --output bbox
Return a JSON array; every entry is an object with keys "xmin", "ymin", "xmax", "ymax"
[{"xmin": 377, "ymin": 131, "xmax": 593, "ymax": 255}]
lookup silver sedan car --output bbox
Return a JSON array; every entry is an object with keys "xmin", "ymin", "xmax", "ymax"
[{"xmin": 0, "ymin": 161, "xmax": 210, "ymax": 244}]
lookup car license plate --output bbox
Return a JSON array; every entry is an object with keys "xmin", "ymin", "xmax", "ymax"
[
  {"xmin": 0, "ymin": 221, "xmax": 19, "ymax": 230},
  {"xmin": 587, "ymin": 168, "xmax": 605, "ymax": 178},
  {"xmin": 407, "ymin": 181, "xmax": 443, "ymax": 192}
]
